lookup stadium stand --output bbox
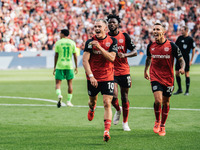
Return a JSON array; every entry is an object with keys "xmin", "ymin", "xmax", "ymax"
[{"xmin": 0, "ymin": 0, "xmax": 199, "ymax": 53}]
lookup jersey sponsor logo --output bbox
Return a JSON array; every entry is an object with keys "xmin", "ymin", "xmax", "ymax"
[
  {"xmin": 119, "ymin": 39, "xmax": 123, "ymax": 43},
  {"xmin": 117, "ymin": 45, "xmax": 124, "ymax": 50},
  {"xmin": 164, "ymin": 47, "xmax": 169, "ymax": 52},
  {"xmin": 88, "ymin": 42, "xmax": 92, "ymax": 49},
  {"xmin": 106, "ymin": 42, "xmax": 111, "ymax": 47},
  {"xmin": 92, "ymin": 50, "xmax": 102, "ymax": 54},
  {"xmin": 151, "ymin": 48, "xmax": 155, "ymax": 51},
  {"xmin": 183, "ymin": 44, "xmax": 187, "ymax": 49},
  {"xmin": 152, "ymin": 54, "xmax": 170, "ymax": 59}
]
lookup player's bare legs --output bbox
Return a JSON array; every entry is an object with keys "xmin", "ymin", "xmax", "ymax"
[
  {"xmin": 103, "ymin": 95, "xmax": 112, "ymax": 142},
  {"xmin": 121, "ymin": 87, "xmax": 131, "ymax": 131},
  {"xmin": 67, "ymin": 79, "xmax": 73, "ymax": 106},
  {"xmin": 159, "ymin": 96, "xmax": 170, "ymax": 136},
  {"xmin": 112, "ymin": 83, "xmax": 121, "ymax": 125},
  {"xmin": 185, "ymin": 71, "xmax": 190, "ymax": 95},
  {"xmin": 55, "ymin": 79, "xmax": 62, "ymax": 108},
  {"xmin": 174, "ymin": 71, "xmax": 183, "ymax": 95},
  {"xmin": 153, "ymin": 91, "xmax": 162, "ymax": 133},
  {"xmin": 88, "ymin": 95, "xmax": 98, "ymax": 121}
]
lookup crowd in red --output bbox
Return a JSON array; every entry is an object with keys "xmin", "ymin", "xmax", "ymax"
[{"xmin": 0, "ymin": 0, "xmax": 199, "ymax": 52}]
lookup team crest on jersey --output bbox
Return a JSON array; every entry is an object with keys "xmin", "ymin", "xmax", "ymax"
[
  {"xmin": 151, "ymin": 48, "xmax": 155, "ymax": 51},
  {"xmin": 153, "ymin": 86, "xmax": 157, "ymax": 90},
  {"xmin": 106, "ymin": 42, "xmax": 111, "ymax": 47},
  {"xmin": 183, "ymin": 44, "xmax": 187, "ymax": 49},
  {"xmin": 164, "ymin": 47, "xmax": 169, "ymax": 52},
  {"xmin": 119, "ymin": 39, "xmax": 123, "ymax": 43}
]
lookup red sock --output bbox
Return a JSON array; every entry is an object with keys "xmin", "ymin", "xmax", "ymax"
[
  {"xmin": 104, "ymin": 119, "xmax": 111, "ymax": 132},
  {"xmin": 122, "ymin": 101, "xmax": 129, "ymax": 123},
  {"xmin": 112, "ymin": 98, "xmax": 120, "ymax": 111},
  {"xmin": 154, "ymin": 103, "xmax": 161, "ymax": 122},
  {"xmin": 161, "ymin": 105, "xmax": 170, "ymax": 125}
]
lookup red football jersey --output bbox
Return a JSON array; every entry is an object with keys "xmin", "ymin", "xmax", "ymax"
[
  {"xmin": 84, "ymin": 35, "xmax": 118, "ymax": 82},
  {"xmin": 147, "ymin": 39, "xmax": 182, "ymax": 87},
  {"xmin": 108, "ymin": 32, "xmax": 136, "ymax": 76}
]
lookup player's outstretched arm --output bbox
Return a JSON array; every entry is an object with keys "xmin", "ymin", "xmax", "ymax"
[
  {"xmin": 144, "ymin": 56, "xmax": 151, "ymax": 80},
  {"xmin": 82, "ymin": 51, "xmax": 98, "ymax": 88},
  {"xmin": 73, "ymin": 52, "xmax": 78, "ymax": 74},
  {"xmin": 178, "ymin": 57, "xmax": 185, "ymax": 75}
]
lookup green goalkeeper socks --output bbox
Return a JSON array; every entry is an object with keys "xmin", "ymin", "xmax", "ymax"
[
  {"xmin": 67, "ymin": 94, "xmax": 73, "ymax": 102},
  {"xmin": 56, "ymin": 89, "xmax": 61, "ymax": 96}
]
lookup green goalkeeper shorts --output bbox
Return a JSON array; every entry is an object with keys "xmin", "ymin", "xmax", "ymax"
[{"xmin": 55, "ymin": 69, "xmax": 74, "ymax": 80}]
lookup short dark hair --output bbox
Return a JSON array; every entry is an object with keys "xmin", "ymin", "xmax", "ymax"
[
  {"xmin": 106, "ymin": 14, "xmax": 121, "ymax": 24},
  {"xmin": 183, "ymin": 26, "xmax": 189, "ymax": 31},
  {"xmin": 61, "ymin": 29, "xmax": 69, "ymax": 36}
]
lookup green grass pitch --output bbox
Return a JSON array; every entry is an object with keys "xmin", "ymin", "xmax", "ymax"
[{"xmin": 0, "ymin": 65, "xmax": 200, "ymax": 150}]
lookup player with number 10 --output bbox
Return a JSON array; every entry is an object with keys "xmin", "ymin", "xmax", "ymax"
[{"xmin": 82, "ymin": 19, "xmax": 118, "ymax": 142}]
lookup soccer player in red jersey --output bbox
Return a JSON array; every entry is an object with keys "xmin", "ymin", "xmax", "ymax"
[
  {"xmin": 82, "ymin": 19, "xmax": 118, "ymax": 142},
  {"xmin": 144, "ymin": 23, "xmax": 185, "ymax": 136},
  {"xmin": 107, "ymin": 14, "xmax": 137, "ymax": 131}
]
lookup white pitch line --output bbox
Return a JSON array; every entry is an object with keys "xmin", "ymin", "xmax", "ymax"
[
  {"xmin": 0, "ymin": 96, "xmax": 66, "ymax": 106},
  {"xmin": 0, "ymin": 103, "xmax": 200, "ymax": 111},
  {"xmin": 0, "ymin": 96, "xmax": 199, "ymax": 111}
]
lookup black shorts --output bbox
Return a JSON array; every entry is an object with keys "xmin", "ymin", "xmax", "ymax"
[
  {"xmin": 151, "ymin": 81, "xmax": 174, "ymax": 97},
  {"xmin": 114, "ymin": 74, "xmax": 132, "ymax": 88},
  {"xmin": 175, "ymin": 57, "xmax": 189, "ymax": 72},
  {"xmin": 87, "ymin": 80, "xmax": 114, "ymax": 97}
]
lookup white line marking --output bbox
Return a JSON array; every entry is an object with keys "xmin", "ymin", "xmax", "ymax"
[
  {"xmin": 0, "ymin": 96, "xmax": 199, "ymax": 111},
  {"xmin": 0, "ymin": 96, "xmax": 66, "ymax": 106}
]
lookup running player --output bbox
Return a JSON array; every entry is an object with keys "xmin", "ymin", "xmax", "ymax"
[
  {"xmin": 53, "ymin": 29, "xmax": 78, "ymax": 107},
  {"xmin": 82, "ymin": 19, "xmax": 117, "ymax": 142},
  {"xmin": 107, "ymin": 14, "xmax": 137, "ymax": 131},
  {"xmin": 174, "ymin": 26, "xmax": 196, "ymax": 96},
  {"xmin": 144, "ymin": 23, "xmax": 185, "ymax": 136}
]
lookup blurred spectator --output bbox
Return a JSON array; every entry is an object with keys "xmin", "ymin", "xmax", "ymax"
[{"xmin": 0, "ymin": 0, "xmax": 199, "ymax": 53}]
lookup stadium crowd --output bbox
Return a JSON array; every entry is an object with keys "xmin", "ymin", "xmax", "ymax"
[{"xmin": 0, "ymin": 0, "xmax": 199, "ymax": 52}]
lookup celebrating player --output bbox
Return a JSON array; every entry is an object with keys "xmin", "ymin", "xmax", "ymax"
[
  {"xmin": 82, "ymin": 19, "xmax": 117, "ymax": 142},
  {"xmin": 144, "ymin": 23, "xmax": 185, "ymax": 136},
  {"xmin": 53, "ymin": 29, "xmax": 78, "ymax": 107},
  {"xmin": 174, "ymin": 26, "xmax": 196, "ymax": 96},
  {"xmin": 107, "ymin": 14, "xmax": 137, "ymax": 131}
]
